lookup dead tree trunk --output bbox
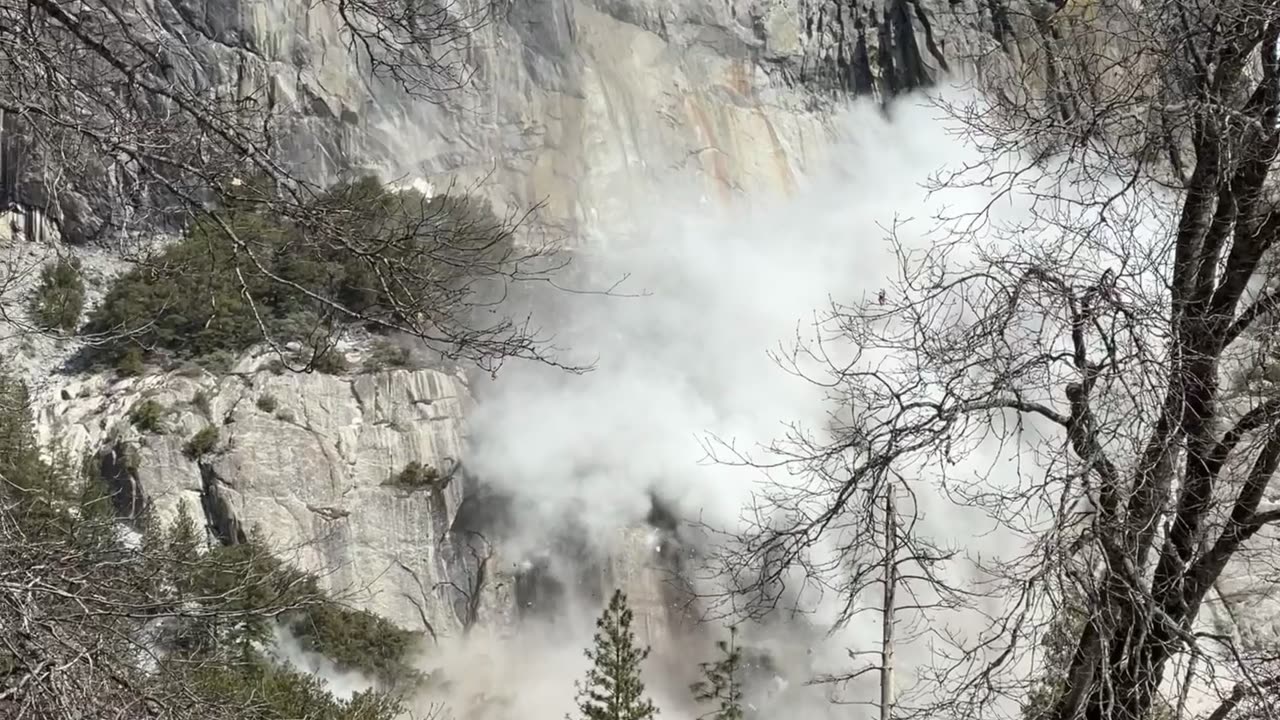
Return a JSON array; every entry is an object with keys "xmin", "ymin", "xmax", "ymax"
[{"xmin": 882, "ymin": 484, "xmax": 897, "ymax": 720}]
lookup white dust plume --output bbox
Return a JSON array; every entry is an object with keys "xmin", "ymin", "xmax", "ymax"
[{"xmin": 444, "ymin": 88, "xmax": 1143, "ymax": 720}]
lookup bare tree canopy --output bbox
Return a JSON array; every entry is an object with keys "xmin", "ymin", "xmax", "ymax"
[{"xmin": 710, "ymin": 1, "xmax": 1280, "ymax": 719}]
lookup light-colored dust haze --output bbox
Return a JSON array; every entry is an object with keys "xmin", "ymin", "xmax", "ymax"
[
  {"xmin": 268, "ymin": 624, "xmax": 377, "ymax": 701},
  {"xmin": 448, "ymin": 90, "xmax": 1057, "ymax": 720},
  {"xmin": 468, "ymin": 92, "xmax": 1008, "ymax": 538}
]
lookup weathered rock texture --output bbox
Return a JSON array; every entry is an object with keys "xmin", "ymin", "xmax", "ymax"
[
  {"xmin": 25, "ymin": 0, "xmax": 1271, "ymax": 677},
  {"xmin": 32, "ymin": 356, "xmax": 695, "ymax": 641},
  {"xmin": 1, "ymin": 0, "xmax": 1031, "ymax": 243},
  {"xmin": 37, "ymin": 362, "xmax": 473, "ymax": 629},
  {"xmin": 3, "ymin": 0, "xmax": 1037, "ymax": 638}
]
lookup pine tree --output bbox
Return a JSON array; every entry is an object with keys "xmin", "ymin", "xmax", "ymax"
[
  {"xmin": 571, "ymin": 589, "xmax": 659, "ymax": 720},
  {"xmin": 690, "ymin": 625, "xmax": 744, "ymax": 720},
  {"xmin": 166, "ymin": 501, "xmax": 203, "ymax": 566}
]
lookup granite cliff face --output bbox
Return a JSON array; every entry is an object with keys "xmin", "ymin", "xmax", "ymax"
[
  {"xmin": 36, "ymin": 360, "xmax": 475, "ymax": 628},
  {"xmin": 3, "ymin": 0, "xmax": 1035, "ymax": 642},
  {"xmin": 3, "ymin": 0, "xmax": 1030, "ymax": 243},
  {"xmin": 30, "ymin": 355, "xmax": 702, "ymax": 644},
  {"xmin": 7, "ymin": 6, "xmax": 1280, "ymax": 714}
]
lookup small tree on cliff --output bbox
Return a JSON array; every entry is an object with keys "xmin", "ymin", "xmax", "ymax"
[
  {"xmin": 690, "ymin": 626, "xmax": 744, "ymax": 720},
  {"xmin": 571, "ymin": 589, "xmax": 658, "ymax": 720},
  {"xmin": 0, "ymin": 368, "xmax": 408, "ymax": 719}
]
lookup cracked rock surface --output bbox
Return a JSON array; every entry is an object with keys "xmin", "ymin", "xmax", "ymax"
[
  {"xmin": 36, "ymin": 362, "xmax": 478, "ymax": 632},
  {"xmin": 4, "ymin": 0, "xmax": 1031, "ymax": 243}
]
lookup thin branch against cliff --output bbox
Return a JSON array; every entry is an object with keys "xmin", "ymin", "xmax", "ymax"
[
  {"xmin": 334, "ymin": 0, "xmax": 485, "ymax": 99},
  {"xmin": 395, "ymin": 557, "xmax": 442, "ymax": 643},
  {"xmin": 434, "ymin": 529, "xmax": 493, "ymax": 633}
]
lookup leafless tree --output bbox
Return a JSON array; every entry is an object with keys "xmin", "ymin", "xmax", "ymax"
[
  {"xmin": 707, "ymin": 1, "xmax": 1280, "ymax": 719},
  {"xmin": 0, "ymin": 0, "xmax": 581, "ymax": 373},
  {"xmin": 439, "ymin": 529, "xmax": 494, "ymax": 634}
]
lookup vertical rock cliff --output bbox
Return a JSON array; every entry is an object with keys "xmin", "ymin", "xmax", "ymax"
[
  {"xmin": 2, "ymin": 0, "xmax": 1030, "ymax": 243},
  {"xmin": 5, "ymin": 0, "xmax": 1042, "ymax": 660}
]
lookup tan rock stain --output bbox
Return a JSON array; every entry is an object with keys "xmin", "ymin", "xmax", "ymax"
[
  {"xmin": 760, "ymin": 111, "xmax": 796, "ymax": 195},
  {"xmin": 683, "ymin": 95, "xmax": 735, "ymax": 203},
  {"xmin": 725, "ymin": 59, "xmax": 752, "ymax": 99}
]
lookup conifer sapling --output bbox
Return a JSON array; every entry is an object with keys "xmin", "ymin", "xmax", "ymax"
[
  {"xmin": 690, "ymin": 625, "xmax": 744, "ymax": 720},
  {"xmin": 571, "ymin": 589, "xmax": 659, "ymax": 720}
]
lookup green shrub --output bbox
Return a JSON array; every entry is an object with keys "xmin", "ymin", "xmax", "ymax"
[
  {"xmin": 0, "ymin": 369, "xmax": 78, "ymax": 509},
  {"xmin": 191, "ymin": 656, "xmax": 403, "ymax": 719},
  {"xmin": 183, "ymin": 426, "xmax": 220, "ymax": 460},
  {"xmin": 129, "ymin": 399, "xmax": 167, "ymax": 434},
  {"xmin": 30, "ymin": 257, "xmax": 85, "ymax": 333},
  {"xmin": 116, "ymin": 347, "xmax": 145, "ymax": 377},
  {"xmin": 0, "ymin": 362, "xmax": 406, "ymax": 720},
  {"xmin": 362, "ymin": 340, "xmax": 411, "ymax": 372},
  {"xmin": 174, "ymin": 528, "xmax": 420, "ymax": 690},
  {"xmin": 191, "ymin": 390, "xmax": 211, "ymax": 418},
  {"xmin": 198, "ymin": 350, "xmax": 236, "ymax": 375},
  {"xmin": 84, "ymin": 213, "xmax": 285, "ymax": 366},
  {"xmin": 387, "ymin": 461, "xmax": 440, "ymax": 490},
  {"xmin": 288, "ymin": 603, "xmax": 419, "ymax": 684},
  {"xmin": 82, "ymin": 177, "xmax": 512, "ymax": 370},
  {"xmin": 309, "ymin": 348, "xmax": 350, "ymax": 375},
  {"xmin": 256, "ymin": 394, "xmax": 278, "ymax": 413},
  {"xmin": 265, "ymin": 347, "xmax": 350, "ymax": 375},
  {"xmin": 275, "ymin": 408, "xmax": 296, "ymax": 423}
]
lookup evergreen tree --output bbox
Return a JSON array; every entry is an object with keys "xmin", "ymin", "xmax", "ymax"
[
  {"xmin": 571, "ymin": 589, "xmax": 659, "ymax": 720},
  {"xmin": 0, "ymin": 368, "xmax": 411, "ymax": 719},
  {"xmin": 690, "ymin": 626, "xmax": 744, "ymax": 720},
  {"xmin": 166, "ymin": 500, "xmax": 203, "ymax": 568}
]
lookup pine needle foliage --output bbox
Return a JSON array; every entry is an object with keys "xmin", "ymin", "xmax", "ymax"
[
  {"xmin": 571, "ymin": 589, "xmax": 659, "ymax": 720},
  {"xmin": 690, "ymin": 626, "xmax": 744, "ymax": 720},
  {"xmin": 0, "ymin": 365, "xmax": 416, "ymax": 718}
]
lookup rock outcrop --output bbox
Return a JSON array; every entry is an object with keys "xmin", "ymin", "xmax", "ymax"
[
  {"xmin": 1, "ymin": 0, "xmax": 1029, "ymax": 243},
  {"xmin": 32, "ymin": 356, "xmax": 694, "ymax": 642},
  {"xmin": 36, "ymin": 361, "xmax": 475, "ymax": 631},
  {"xmin": 20, "ymin": 0, "xmax": 1242, "ymax": 688},
  {"xmin": 3, "ymin": 0, "xmax": 1036, "ymax": 640}
]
